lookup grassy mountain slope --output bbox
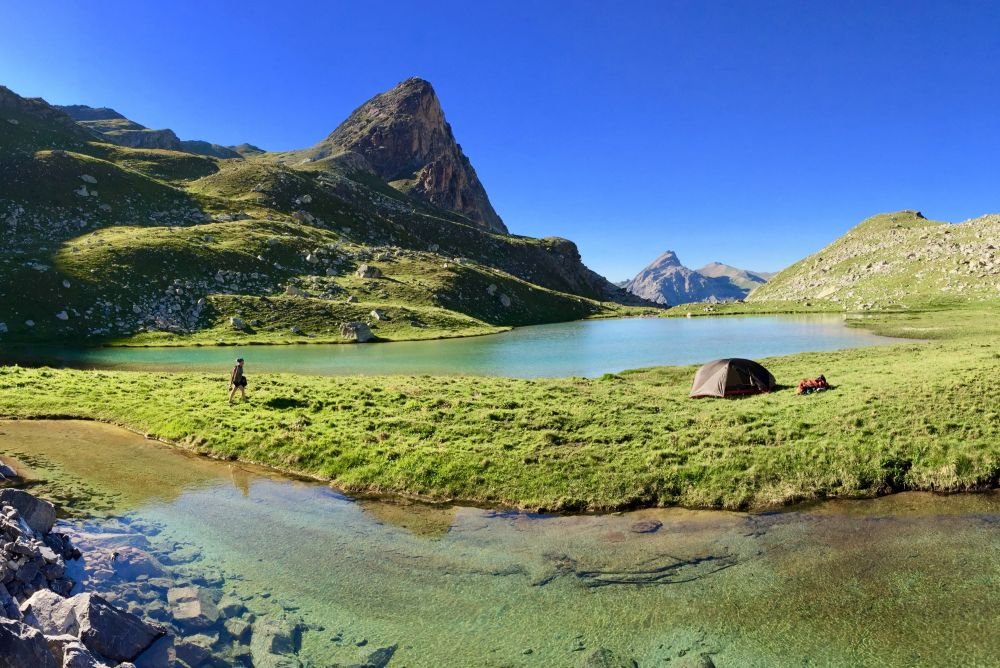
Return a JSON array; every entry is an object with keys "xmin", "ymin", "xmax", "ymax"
[
  {"xmin": 0, "ymin": 85, "xmax": 647, "ymax": 345},
  {"xmin": 748, "ymin": 210, "xmax": 1000, "ymax": 307}
]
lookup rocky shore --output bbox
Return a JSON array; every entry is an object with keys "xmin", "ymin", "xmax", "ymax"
[{"xmin": 0, "ymin": 456, "xmax": 398, "ymax": 668}]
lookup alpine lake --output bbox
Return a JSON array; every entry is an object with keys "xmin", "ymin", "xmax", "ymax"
[{"xmin": 5, "ymin": 315, "xmax": 990, "ymax": 668}]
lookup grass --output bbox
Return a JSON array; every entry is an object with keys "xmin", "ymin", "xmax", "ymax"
[{"xmin": 3, "ymin": 303, "xmax": 998, "ymax": 512}]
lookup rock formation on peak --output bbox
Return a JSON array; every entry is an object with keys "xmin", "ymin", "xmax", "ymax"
[
  {"xmin": 291, "ymin": 77, "xmax": 508, "ymax": 234},
  {"xmin": 623, "ymin": 251, "xmax": 770, "ymax": 305}
]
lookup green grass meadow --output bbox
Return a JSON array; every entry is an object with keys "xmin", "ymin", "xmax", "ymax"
[{"xmin": 2, "ymin": 304, "xmax": 998, "ymax": 511}]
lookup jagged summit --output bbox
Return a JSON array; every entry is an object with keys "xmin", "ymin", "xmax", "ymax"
[{"xmin": 290, "ymin": 78, "xmax": 507, "ymax": 234}]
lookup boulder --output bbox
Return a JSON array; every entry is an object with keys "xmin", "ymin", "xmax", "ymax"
[
  {"xmin": 346, "ymin": 295, "xmax": 358, "ymax": 303},
  {"xmin": 369, "ymin": 309, "xmax": 387, "ymax": 321},
  {"xmin": 0, "ymin": 488, "xmax": 57, "ymax": 534},
  {"xmin": 229, "ymin": 317, "xmax": 245, "ymax": 330},
  {"xmin": 339, "ymin": 322, "xmax": 375, "ymax": 343},
  {"xmin": 0, "ymin": 617, "xmax": 59, "ymax": 668},
  {"xmin": 72, "ymin": 593, "xmax": 165, "ymax": 662},
  {"xmin": 499, "ymin": 293, "xmax": 512, "ymax": 307},
  {"xmin": 355, "ymin": 264, "xmax": 381, "ymax": 279},
  {"xmin": 0, "ymin": 460, "xmax": 16, "ymax": 479},
  {"xmin": 20, "ymin": 589, "xmax": 77, "ymax": 635}
]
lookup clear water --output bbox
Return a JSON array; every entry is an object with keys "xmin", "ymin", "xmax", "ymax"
[
  {"xmin": 4, "ymin": 420, "xmax": 1000, "ymax": 667},
  {"xmin": 3, "ymin": 316, "xmax": 902, "ymax": 378}
]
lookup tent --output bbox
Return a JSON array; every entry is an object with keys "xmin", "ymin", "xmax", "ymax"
[{"xmin": 689, "ymin": 358, "xmax": 776, "ymax": 398}]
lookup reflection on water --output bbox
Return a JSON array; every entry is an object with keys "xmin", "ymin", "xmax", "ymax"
[
  {"xmin": 4, "ymin": 420, "xmax": 1000, "ymax": 666},
  {"xmin": 1, "ymin": 315, "xmax": 904, "ymax": 378}
]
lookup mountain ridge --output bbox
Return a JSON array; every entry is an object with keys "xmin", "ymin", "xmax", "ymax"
[
  {"xmin": 748, "ymin": 210, "xmax": 1000, "ymax": 306},
  {"xmin": 0, "ymin": 79, "xmax": 648, "ymax": 345}
]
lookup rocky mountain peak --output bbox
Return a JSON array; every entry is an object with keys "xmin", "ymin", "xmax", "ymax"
[
  {"xmin": 649, "ymin": 250, "xmax": 683, "ymax": 267},
  {"xmin": 623, "ymin": 250, "xmax": 771, "ymax": 306},
  {"xmin": 295, "ymin": 78, "xmax": 508, "ymax": 234}
]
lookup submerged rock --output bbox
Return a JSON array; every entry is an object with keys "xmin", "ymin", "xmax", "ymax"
[{"xmin": 578, "ymin": 647, "xmax": 638, "ymax": 668}]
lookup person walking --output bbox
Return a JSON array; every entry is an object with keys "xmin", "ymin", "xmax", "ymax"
[{"xmin": 229, "ymin": 358, "xmax": 248, "ymax": 404}]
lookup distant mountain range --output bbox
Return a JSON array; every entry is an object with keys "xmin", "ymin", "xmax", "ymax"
[{"xmin": 622, "ymin": 251, "xmax": 774, "ymax": 305}]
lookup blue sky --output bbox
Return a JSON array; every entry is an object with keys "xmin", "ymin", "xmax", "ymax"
[{"xmin": 3, "ymin": 1, "xmax": 999, "ymax": 281}]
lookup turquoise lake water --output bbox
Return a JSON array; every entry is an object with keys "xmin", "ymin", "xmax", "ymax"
[{"xmin": 3, "ymin": 315, "xmax": 902, "ymax": 377}]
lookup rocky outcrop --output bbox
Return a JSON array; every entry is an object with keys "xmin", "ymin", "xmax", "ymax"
[
  {"xmin": 623, "ymin": 251, "xmax": 771, "ymax": 306},
  {"xmin": 0, "ymin": 489, "xmax": 168, "ymax": 667},
  {"xmin": 292, "ymin": 78, "xmax": 508, "ymax": 234}
]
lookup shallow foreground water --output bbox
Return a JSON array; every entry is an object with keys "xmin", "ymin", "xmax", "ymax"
[
  {"xmin": 3, "ymin": 420, "xmax": 998, "ymax": 667},
  {"xmin": 3, "ymin": 315, "xmax": 902, "ymax": 377}
]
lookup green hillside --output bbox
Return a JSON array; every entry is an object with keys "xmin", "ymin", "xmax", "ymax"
[
  {"xmin": 0, "ymin": 85, "xmax": 647, "ymax": 345},
  {"xmin": 748, "ymin": 210, "xmax": 1000, "ymax": 308}
]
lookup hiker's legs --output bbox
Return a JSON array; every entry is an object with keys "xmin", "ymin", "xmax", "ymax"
[{"xmin": 228, "ymin": 385, "xmax": 238, "ymax": 403}]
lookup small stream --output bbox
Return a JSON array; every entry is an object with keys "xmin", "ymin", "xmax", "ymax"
[{"xmin": 2, "ymin": 420, "xmax": 999, "ymax": 666}]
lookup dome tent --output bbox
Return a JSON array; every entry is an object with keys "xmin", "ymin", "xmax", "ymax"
[{"xmin": 690, "ymin": 358, "xmax": 776, "ymax": 398}]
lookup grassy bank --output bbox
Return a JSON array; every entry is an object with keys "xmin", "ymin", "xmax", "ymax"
[{"xmin": 1, "ymin": 304, "xmax": 998, "ymax": 511}]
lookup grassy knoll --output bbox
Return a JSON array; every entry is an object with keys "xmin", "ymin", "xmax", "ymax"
[{"xmin": 2, "ymin": 304, "xmax": 998, "ymax": 511}]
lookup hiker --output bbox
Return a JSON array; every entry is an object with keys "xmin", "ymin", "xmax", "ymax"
[
  {"xmin": 229, "ymin": 358, "xmax": 248, "ymax": 404},
  {"xmin": 796, "ymin": 374, "xmax": 829, "ymax": 395}
]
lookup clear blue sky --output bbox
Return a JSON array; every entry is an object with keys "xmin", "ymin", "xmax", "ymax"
[{"xmin": 3, "ymin": 1, "xmax": 999, "ymax": 281}]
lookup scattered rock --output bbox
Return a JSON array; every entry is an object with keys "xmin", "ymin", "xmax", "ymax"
[
  {"xmin": 72, "ymin": 593, "xmax": 166, "ymax": 662},
  {"xmin": 229, "ymin": 316, "xmax": 245, "ymax": 330},
  {"xmin": 284, "ymin": 285, "xmax": 306, "ymax": 298},
  {"xmin": 55, "ymin": 311, "xmax": 69, "ymax": 321},
  {"xmin": 289, "ymin": 326, "xmax": 303, "ymax": 335},
  {"xmin": 79, "ymin": 175, "xmax": 97, "ymax": 184},
  {"xmin": 0, "ymin": 322, "xmax": 7, "ymax": 333},
  {"xmin": 369, "ymin": 309, "xmax": 387, "ymax": 321},
  {"xmin": 346, "ymin": 295, "xmax": 358, "ymax": 303},
  {"xmin": 499, "ymin": 294, "xmax": 512, "ymax": 307}
]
